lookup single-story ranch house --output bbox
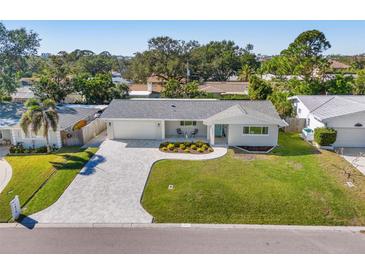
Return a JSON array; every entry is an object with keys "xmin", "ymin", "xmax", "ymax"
[
  {"xmin": 290, "ymin": 95, "xmax": 365, "ymax": 147},
  {"xmin": 100, "ymin": 99, "xmax": 287, "ymax": 146},
  {"xmin": 0, "ymin": 102, "xmax": 106, "ymax": 148}
]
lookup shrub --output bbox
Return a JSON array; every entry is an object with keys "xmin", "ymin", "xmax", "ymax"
[
  {"xmin": 173, "ymin": 148, "xmax": 178, "ymax": 152},
  {"xmin": 183, "ymin": 141, "xmax": 191, "ymax": 147},
  {"xmin": 184, "ymin": 148, "xmax": 190, "ymax": 153},
  {"xmin": 202, "ymin": 144, "xmax": 209, "ymax": 150},
  {"xmin": 167, "ymin": 143, "xmax": 175, "ymax": 150},
  {"xmin": 160, "ymin": 142, "xmax": 169, "ymax": 148},
  {"xmin": 197, "ymin": 148, "xmax": 204, "ymax": 153},
  {"xmin": 196, "ymin": 141, "xmax": 204, "ymax": 147},
  {"xmin": 314, "ymin": 128, "xmax": 337, "ymax": 146},
  {"xmin": 191, "ymin": 144, "xmax": 197, "ymax": 150},
  {"xmin": 174, "ymin": 142, "xmax": 181, "ymax": 148},
  {"xmin": 208, "ymin": 147, "xmax": 214, "ymax": 152},
  {"xmin": 179, "ymin": 144, "xmax": 186, "ymax": 150},
  {"xmin": 162, "ymin": 147, "xmax": 168, "ymax": 152},
  {"xmin": 36, "ymin": 146, "xmax": 48, "ymax": 153}
]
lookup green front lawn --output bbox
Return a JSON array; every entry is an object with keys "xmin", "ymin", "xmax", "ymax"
[
  {"xmin": 142, "ymin": 133, "xmax": 365, "ymax": 225},
  {"xmin": 0, "ymin": 147, "xmax": 97, "ymax": 222}
]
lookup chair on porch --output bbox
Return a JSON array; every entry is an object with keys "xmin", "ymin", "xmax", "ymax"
[
  {"xmin": 190, "ymin": 128, "xmax": 198, "ymax": 138},
  {"xmin": 176, "ymin": 128, "xmax": 183, "ymax": 136}
]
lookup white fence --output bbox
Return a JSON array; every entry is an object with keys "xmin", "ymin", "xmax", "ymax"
[{"xmin": 82, "ymin": 118, "xmax": 106, "ymax": 144}]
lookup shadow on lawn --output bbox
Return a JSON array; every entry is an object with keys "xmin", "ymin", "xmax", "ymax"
[{"xmin": 50, "ymin": 150, "xmax": 106, "ymax": 176}]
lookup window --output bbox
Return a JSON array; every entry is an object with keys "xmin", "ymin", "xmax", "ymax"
[
  {"xmin": 243, "ymin": 126, "xmax": 268, "ymax": 135},
  {"xmin": 180, "ymin": 121, "xmax": 197, "ymax": 126}
]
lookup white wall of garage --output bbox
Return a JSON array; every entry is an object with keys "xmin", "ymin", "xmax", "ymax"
[
  {"xmin": 108, "ymin": 120, "xmax": 164, "ymax": 140},
  {"xmin": 325, "ymin": 111, "xmax": 365, "ymax": 147}
]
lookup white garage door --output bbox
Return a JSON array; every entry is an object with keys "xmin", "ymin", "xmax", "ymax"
[
  {"xmin": 112, "ymin": 120, "xmax": 162, "ymax": 140},
  {"xmin": 333, "ymin": 128, "xmax": 365, "ymax": 147}
]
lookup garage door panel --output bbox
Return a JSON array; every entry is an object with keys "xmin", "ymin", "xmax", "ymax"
[
  {"xmin": 333, "ymin": 128, "xmax": 365, "ymax": 147},
  {"xmin": 113, "ymin": 120, "xmax": 161, "ymax": 139}
]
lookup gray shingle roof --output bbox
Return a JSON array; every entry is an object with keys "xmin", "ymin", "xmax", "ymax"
[
  {"xmin": 101, "ymin": 99, "xmax": 284, "ymax": 125},
  {"xmin": 0, "ymin": 102, "xmax": 100, "ymax": 129},
  {"xmin": 292, "ymin": 95, "xmax": 365, "ymax": 121}
]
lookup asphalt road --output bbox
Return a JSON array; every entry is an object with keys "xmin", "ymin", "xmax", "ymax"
[{"xmin": 1, "ymin": 226, "xmax": 365, "ymax": 253}]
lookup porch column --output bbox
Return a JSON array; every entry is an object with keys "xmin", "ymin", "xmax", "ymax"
[
  {"xmin": 161, "ymin": 120, "xmax": 165, "ymax": 140},
  {"xmin": 209, "ymin": 125, "xmax": 215, "ymax": 145}
]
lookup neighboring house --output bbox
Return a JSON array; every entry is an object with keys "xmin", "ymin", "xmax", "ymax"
[
  {"xmin": 11, "ymin": 86, "xmax": 36, "ymax": 103},
  {"xmin": 0, "ymin": 102, "xmax": 107, "ymax": 148},
  {"xmin": 290, "ymin": 95, "xmax": 365, "ymax": 147},
  {"xmin": 112, "ymin": 71, "xmax": 130, "ymax": 84},
  {"xmin": 100, "ymin": 99, "xmax": 286, "ymax": 146},
  {"xmin": 198, "ymin": 81, "xmax": 249, "ymax": 96},
  {"xmin": 329, "ymin": 59, "xmax": 351, "ymax": 71}
]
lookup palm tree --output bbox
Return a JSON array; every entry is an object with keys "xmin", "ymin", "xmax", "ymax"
[
  {"xmin": 20, "ymin": 98, "xmax": 59, "ymax": 152},
  {"xmin": 238, "ymin": 64, "xmax": 254, "ymax": 82}
]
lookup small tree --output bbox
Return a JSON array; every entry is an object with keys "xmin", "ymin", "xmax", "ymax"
[
  {"xmin": 248, "ymin": 75, "xmax": 273, "ymax": 100},
  {"xmin": 20, "ymin": 98, "xmax": 59, "ymax": 152},
  {"xmin": 314, "ymin": 128, "xmax": 337, "ymax": 146},
  {"xmin": 268, "ymin": 91, "xmax": 293, "ymax": 118}
]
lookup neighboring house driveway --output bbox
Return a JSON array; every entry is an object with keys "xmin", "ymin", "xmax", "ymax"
[
  {"xmin": 0, "ymin": 146, "xmax": 12, "ymax": 194},
  {"xmin": 340, "ymin": 148, "xmax": 365, "ymax": 176},
  {"xmin": 31, "ymin": 139, "xmax": 227, "ymax": 223}
]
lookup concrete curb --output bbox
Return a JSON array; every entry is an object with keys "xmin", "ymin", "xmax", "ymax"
[{"xmin": 1, "ymin": 222, "xmax": 365, "ymax": 232}]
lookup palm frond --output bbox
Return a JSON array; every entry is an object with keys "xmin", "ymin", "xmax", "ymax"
[
  {"xmin": 30, "ymin": 110, "xmax": 44, "ymax": 136},
  {"xmin": 19, "ymin": 111, "xmax": 32, "ymax": 136},
  {"xmin": 42, "ymin": 99, "xmax": 57, "ymax": 109},
  {"xmin": 45, "ymin": 109, "xmax": 59, "ymax": 132},
  {"xmin": 24, "ymin": 98, "xmax": 40, "ymax": 108}
]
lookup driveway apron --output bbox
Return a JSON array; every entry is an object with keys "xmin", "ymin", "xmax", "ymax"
[{"xmin": 31, "ymin": 139, "xmax": 227, "ymax": 223}]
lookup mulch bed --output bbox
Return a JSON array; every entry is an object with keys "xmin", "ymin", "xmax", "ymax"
[
  {"xmin": 237, "ymin": 146, "xmax": 274, "ymax": 153},
  {"xmin": 159, "ymin": 148, "xmax": 213, "ymax": 154}
]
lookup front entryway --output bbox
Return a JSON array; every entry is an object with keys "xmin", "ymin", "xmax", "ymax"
[{"xmin": 215, "ymin": 124, "xmax": 228, "ymax": 145}]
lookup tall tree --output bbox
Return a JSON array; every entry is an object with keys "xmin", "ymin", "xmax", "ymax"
[
  {"xmin": 0, "ymin": 23, "xmax": 40, "ymax": 98},
  {"xmin": 161, "ymin": 79, "xmax": 206, "ymax": 98},
  {"xmin": 73, "ymin": 73, "xmax": 115, "ymax": 104},
  {"xmin": 248, "ymin": 75, "xmax": 273, "ymax": 100},
  {"xmin": 20, "ymin": 98, "xmax": 59, "ymax": 152},
  {"xmin": 353, "ymin": 70, "xmax": 365, "ymax": 95},
  {"xmin": 32, "ymin": 54, "xmax": 73, "ymax": 102},
  {"xmin": 190, "ymin": 40, "xmax": 241, "ymax": 81}
]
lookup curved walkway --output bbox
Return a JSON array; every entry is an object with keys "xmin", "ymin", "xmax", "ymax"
[
  {"xmin": 31, "ymin": 139, "xmax": 227, "ymax": 224},
  {"xmin": 0, "ymin": 147, "xmax": 12, "ymax": 194}
]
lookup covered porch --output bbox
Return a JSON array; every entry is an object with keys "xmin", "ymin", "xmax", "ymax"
[{"xmin": 163, "ymin": 120, "xmax": 228, "ymax": 146}]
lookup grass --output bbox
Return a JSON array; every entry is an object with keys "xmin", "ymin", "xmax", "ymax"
[
  {"xmin": 142, "ymin": 132, "xmax": 365, "ymax": 225},
  {"xmin": 0, "ymin": 147, "xmax": 97, "ymax": 222}
]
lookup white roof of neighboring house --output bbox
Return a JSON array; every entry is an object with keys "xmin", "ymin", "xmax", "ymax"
[
  {"xmin": 129, "ymin": 91, "xmax": 152, "ymax": 96},
  {"xmin": 290, "ymin": 95, "xmax": 365, "ymax": 121}
]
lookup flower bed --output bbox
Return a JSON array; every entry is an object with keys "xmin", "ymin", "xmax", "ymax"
[
  {"xmin": 159, "ymin": 141, "xmax": 214, "ymax": 154},
  {"xmin": 9, "ymin": 143, "xmax": 58, "ymax": 155}
]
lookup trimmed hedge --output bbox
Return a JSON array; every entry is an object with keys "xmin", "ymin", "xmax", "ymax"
[{"xmin": 314, "ymin": 128, "xmax": 337, "ymax": 146}]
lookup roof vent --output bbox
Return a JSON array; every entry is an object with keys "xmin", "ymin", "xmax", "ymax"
[
  {"xmin": 171, "ymin": 104, "xmax": 176, "ymax": 108},
  {"xmin": 355, "ymin": 123, "xmax": 363, "ymax": 127}
]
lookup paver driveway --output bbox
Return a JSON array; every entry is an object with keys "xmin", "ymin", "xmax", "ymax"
[{"xmin": 31, "ymin": 139, "xmax": 227, "ymax": 223}]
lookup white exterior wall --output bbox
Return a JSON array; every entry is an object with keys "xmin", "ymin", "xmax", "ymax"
[
  {"xmin": 0, "ymin": 129, "xmax": 12, "ymax": 140},
  {"xmin": 11, "ymin": 128, "xmax": 62, "ymax": 148},
  {"xmin": 307, "ymin": 113, "xmax": 325, "ymax": 130},
  {"xmin": 228, "ymin": 125, "xmax": 278, "ymax": 146},
  {"xmin": 325, "ymin": 111, "xmax": 365, "ymax": 147},
  {"xmin": 293, "ymin": 100, "xmax": 311, "ymax": 119},
  {"xmin": 165, "ymin": 121, "xmax": 207, "ymax": 137},
  {"xmin": 109, "ymin": 120, "xmax": 164, "ymax": 140}
]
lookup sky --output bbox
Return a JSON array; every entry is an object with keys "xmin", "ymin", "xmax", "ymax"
[{"xmin": 2, "ymin": 20, "xmax": 365, "ymax": 56}]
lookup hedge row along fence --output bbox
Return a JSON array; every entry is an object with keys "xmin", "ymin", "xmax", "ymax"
[{"xmin": 314, "ymin": 128, "xmax": 337, "ymax": 146}]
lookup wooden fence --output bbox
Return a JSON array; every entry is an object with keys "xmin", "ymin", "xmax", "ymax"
[{"xmin": 284, "ymin": 117, "xmax": 306, "ymax": 133}]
